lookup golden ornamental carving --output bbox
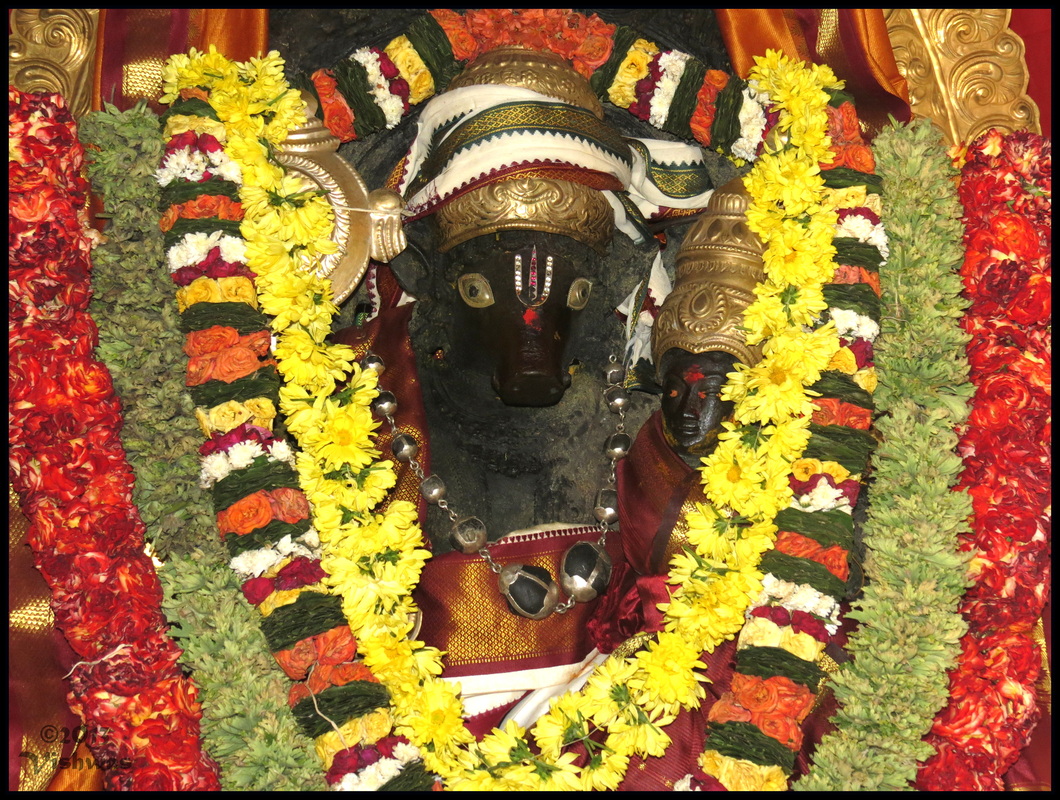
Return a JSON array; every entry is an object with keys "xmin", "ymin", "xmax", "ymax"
[
  {"xmin": 884, "ymin": 9, "xmax": 1041, "ymax": 146},
  {"xmin": 435, "ymin": 177, "xmax": 615, "ymax": 254},
  {"xmin": 446, "ymin": 45, "xmax": 605, "ymax": 119},
  {"xmin": 277, "ymin": 92, "xmax": 406, "ymax": 304},
  {"xmin": 8, "ymin": 8, "xmax": 100, "ymax": 119},
  {"xmin": 653, "ymin": 177, "xmax": 765, "ymax": 370}
]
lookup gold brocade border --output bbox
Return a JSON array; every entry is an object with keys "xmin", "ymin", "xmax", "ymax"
[
  {"xmin": 8, "ymin": 9, "xmax": 101, "ymax": 120},
  {"xmin": 883, "ymin": 9, "xmax": 1042, "ymax": 146},
  {"xmin": 9, "ymin": 485, "xmax": 67, "ymax": 792}
]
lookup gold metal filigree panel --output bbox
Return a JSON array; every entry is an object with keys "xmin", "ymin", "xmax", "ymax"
[
  {"xmin": 884, "ymin": 9, "xmax": 1041, "ymax": 146},
  {"xmin": 9, "ymin": 9, "xmax": 101, "ymax": 119}
]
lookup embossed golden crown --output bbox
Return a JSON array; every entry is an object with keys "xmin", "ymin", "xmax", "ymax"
[
  {"xmin": 652, "ymin": 177, "xmax": 766, "ymax": 371},
  {"xmin": 434, "ymin": 47, "xmax": 615, "ymax": 254}
]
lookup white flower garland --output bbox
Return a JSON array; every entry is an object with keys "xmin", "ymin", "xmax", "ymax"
[
  {"xmin": 198, "ymin": 437, "xmax": 297, "ymax": 487},
  {"xmin": 351, "ymin": 47, "xmax": 406, "ymax": 129},
  {"xmin": 228, "ymin": 529, "xmax": 323, "ymax": 581},
  {"xmin": 166, "ymin": 230, "xmax": 247, "ymax": 271},
  {"xmin": 829, "ymin": 307, "xmax": 880, "ymax": 342},
  {"xmin": 836, "ymin": 213, "xmax": 890, "ymax": 260},
  {"xmin": 731, "ymin": 83, "xmax": 769, "ymax": 162},
  {"xmin": 649, "ymin": 50, "xmax": 691, "ymax": 128}
]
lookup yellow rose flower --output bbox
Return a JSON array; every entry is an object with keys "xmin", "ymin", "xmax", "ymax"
[
  {"xmin": 852, "ymin": 365, "xmax": 878, "ymax": 393},
  {"xmin": 791, "ymin": 457, "xmax": 824, "ymax": 483},
  {"xmin": 163, "ymin": 114, "xmax": 228, "ymax": 142},
  {"xmin": 385, "ymin": 36, "xmax": 435, "ymax": 104},
  {"xmin": 701, "ymin": 750, "xmax": 784, "ymax": 791},
  {"xmin": 779, "ymin": 627, "xmax": 826, "ymax": 662},
  {"xmin": 607, "ymin": 39, "xmax": 659, "ymax": 108},
  {"xmin": 314, "ymin": 716, "xmax": 374, "ymax": 771},
  {"xmin": 243, "ymin": 397, "xmax": 277, "ymax": 430},
  {"xmin": 217, "ymin": 275, "xmax": 259, "ymax": 309},
  {"xmin": 827, "ymin": 345, "xmax": 858, "ymax": 374},
  {"xmin": 205, "ymin": 399, "xmax": 255, "ymax": 433},
  {"xmin": 820, "ymin": 460, "xmax": 851, "ymax": 483},
  {"xmin": 737, "ymin": 615, "xmax": 781, "ymax": 649},
  {"xmin": 176, "ymin": 276, "xmax": 224, "ymax": 312},
  {"xmin": 257, "ymin": 587, "xmax": 302, "ymax": 617}
]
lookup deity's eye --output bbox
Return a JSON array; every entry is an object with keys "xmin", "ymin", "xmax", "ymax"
[
  {"xmin": 458, "ymin": 273, "xmax": 495, "ymax": 308},
  {"xmin": 566, "ymin": 277, "xmax": 592, "ymax": 310}
]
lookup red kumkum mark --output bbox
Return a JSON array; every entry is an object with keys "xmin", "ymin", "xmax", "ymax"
[
  {"xmin": 522, "ymin": 307, "xmax": 541, "ymax": 330},
  {"xmin": 683, "ymin": 368, "xmax": 706, "ymax": 383}
]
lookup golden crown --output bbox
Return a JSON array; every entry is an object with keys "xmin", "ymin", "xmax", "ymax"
[
  {"xmin": 651, "ymin": 177, "xmax": 766, "ymax": 371},
  {"xmin": 434, "ymin": 47, "xmax": 614, "ymax": 253}
]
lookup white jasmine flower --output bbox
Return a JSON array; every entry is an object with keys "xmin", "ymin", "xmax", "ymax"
[
  {"xmin": 829, "ymin": 307, "xmax": 880, "ymax": 342},
  {"xmin": 199, "ymin": 452, "xmax": 232, "ymax": 488},
  {"xmin": 229, "ymin": 547, "xmax": 284, "ymax": 579},
  {"xmin": 791, "ymin": 477, "xmax": 848, "ymax": 513},
  {"xmin": 836, "ymin": 214, "xmax": 889, "ymax": 260},
  {"xmin": 649, "ymin": 50, "xmax": 690, "ymax": 128},
  {"xmin": 211, "ymin": 156, "xmax": 244, "ymax": 185},
  {"xmin": 392, "ymin": 742, "xmax": 421, "ymax": 763},
  {"xmin": 731, "ymin": 86, "xmax": 768, "ymax": 163},
  {"xmin": 217, "ymin": 234, "xmax": 246, "ymax": 264},
  {"xmin": 299, "ymin": 528, "xmax": 321, "ymax": 550},
  {"xmin": 352, "ymin": 47, "xmax": 405, "ymax": 129},
  {"xmin": 268, "ymin": 439, "xmax": 295, "ymax": 464},
  {"xmin": 227, "ymin": 440, "xmax": 265, "ymax": 470}
]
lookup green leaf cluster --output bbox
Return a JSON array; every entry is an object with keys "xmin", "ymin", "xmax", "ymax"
[
  {"xmin": 79, "ymin": 101, "xmax": 322, "ymax": 790},
  {"xmin": 796, "ymin": 118, "xmax": 974, "ymax": 792}
]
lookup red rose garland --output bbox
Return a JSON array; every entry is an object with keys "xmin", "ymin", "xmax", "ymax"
[
  {"xmin": 917, "ymin": 129, "xmax": 1051, "ymax": 790},
  {"xmin": 8, "ymin": 87, "xmax": 221, "ymax": 791}
]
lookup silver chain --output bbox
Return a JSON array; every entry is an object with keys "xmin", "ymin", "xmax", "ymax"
[{"xmin": 367, "ymin": 353, "xmax": 631, "ymax": 619}]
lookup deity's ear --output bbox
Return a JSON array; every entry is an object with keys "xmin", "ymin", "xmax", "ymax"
[{"xmin": 387, "ymin": 226, "xmax": 432, "ymax": 299}]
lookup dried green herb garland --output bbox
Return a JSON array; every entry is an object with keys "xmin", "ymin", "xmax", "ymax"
[
  {"xmin": 78, "ymin": 101, "xmax": 324, "ymax": 791},
  {"xmin": 796, "ymin": 117, "xmax": 974, "ymax": 792}
]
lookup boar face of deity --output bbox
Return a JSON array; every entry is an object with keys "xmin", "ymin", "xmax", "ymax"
[{"xmin": 447, "ymin": 230, "xmax": 598, "ymax": 407}]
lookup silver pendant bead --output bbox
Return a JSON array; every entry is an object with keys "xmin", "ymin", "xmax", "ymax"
[
  {"xmin": 605, "ymin": 432, "xmax": 632, "ymax": 460},
  {"xmin": 391, "ymin": 433, "xmax": 419, "ymax": 462},
  {"xmin": 419, "ymin": 474, "xmax": 447, "ymax": 504},
  {"xmin": 498, "ymin": 563, "xmax": 559, "ymax": 620},
  {"xmin": 604, "ymin": 363, "xmax": 625, "ymax": 385},
  {"xmin": 605, "ymin": 386, "xmax": 630, "ymax": 413},
  {"xmin": 371, "ymin": 390, "xmax": 397, "ymax": 418},
  {"xmin": 361, "ymin": 353, "xmax": 385, "ymax": 374},
  {"xmin": 560, "ymin": 540, "xmax": 613, "ymax": 602},
  {"xmin": 449, "ymin": 516, "xmax": 488, "ymax": 554},
  {"xmin": 593, "ymin": 488, "xmax": 619, "ymax": 525}
]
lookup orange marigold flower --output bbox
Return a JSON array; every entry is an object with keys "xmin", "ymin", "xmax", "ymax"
[{"xmin": 429, "ymin": 8, "xmax": 479, "ymax": 62}]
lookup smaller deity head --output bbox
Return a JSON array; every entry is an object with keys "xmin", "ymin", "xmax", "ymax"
[{"xmin": 651, "ymin": 177, "xmax": 766, "ymax": 461}]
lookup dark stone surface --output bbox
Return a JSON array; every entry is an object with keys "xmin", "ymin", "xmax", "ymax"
[{"xmin": 268, "ymin": 9, "xmax": 743, "ymax": 549}]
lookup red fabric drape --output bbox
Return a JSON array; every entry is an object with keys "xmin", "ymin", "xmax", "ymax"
[
  {"xmin": 92, "ymin": 8, "xmax": 269, "ymax": 114},
  {"xmin": 1009, "ymin": 9, "xmax": 1051, "ymax": 137}
]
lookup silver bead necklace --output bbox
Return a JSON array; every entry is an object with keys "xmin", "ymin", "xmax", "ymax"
[{"xmin": 363, "ymin": 353, "xmax": 632, "ymax": 620}]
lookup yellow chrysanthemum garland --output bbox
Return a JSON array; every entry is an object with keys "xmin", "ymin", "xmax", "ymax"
[
  {"xmin": 162, "ymin": 45, "xmax": 844, "ymax": 791},
  {"xmin": 693, "ymin": 50, "xmax": 845, "ymax": 789}
]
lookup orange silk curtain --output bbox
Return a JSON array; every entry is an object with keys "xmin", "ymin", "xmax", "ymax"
[
  {"xmin": 91, "ymin": 9, "xmax": 269, "ymax": 113},
  {"xmin": 716, "ymin": 9, "xmax": 910, "ymax": 139}
]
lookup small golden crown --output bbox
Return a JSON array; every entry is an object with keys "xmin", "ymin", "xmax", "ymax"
[
  {"xmin": 433, "ymin": 47, "xmax": 614, "ymax": 253},
  {"xmin": 652, "ymin": 177, "xmax": 766, "ymax": 371}
]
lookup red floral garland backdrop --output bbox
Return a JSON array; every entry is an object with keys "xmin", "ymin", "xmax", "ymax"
[
  {"xmin": 917, "ymin": 128, "xmax": 1051, "ymax": 790},
  {"xmin": 8, "ymin": 87, "xmax": 221, "ymax": 791}
]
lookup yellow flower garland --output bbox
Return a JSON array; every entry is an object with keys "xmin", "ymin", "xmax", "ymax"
[{"xmin": 163, "ymin": 45, "xmax": 847, "ymax": 791}]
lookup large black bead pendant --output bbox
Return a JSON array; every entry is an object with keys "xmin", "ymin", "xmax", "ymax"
[
  {"xmin": 560, "ymin": 540, "xmax": 612, "ymax": 603},
  {"xmin": 498, "ymin": 563, "xmax": 559, "ymax": 620}
]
